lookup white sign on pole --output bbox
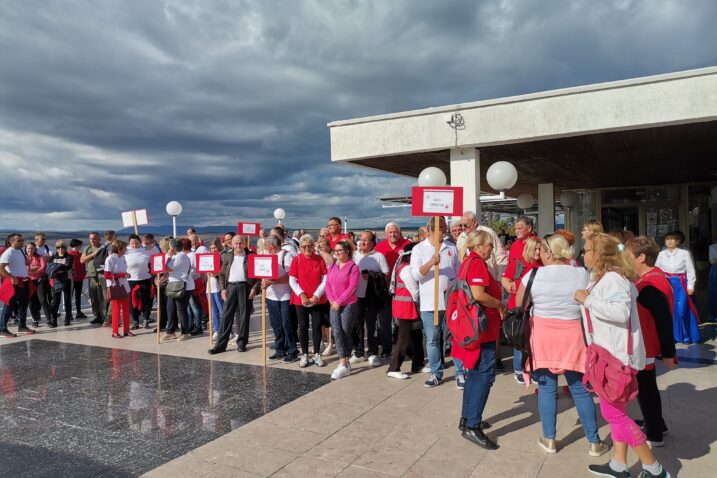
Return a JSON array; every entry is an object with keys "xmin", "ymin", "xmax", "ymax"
[
  {"xmin": 253, "ymin": 257, "xmax": 274, "ymax": 278},
  {"xmin": 422, "ymin": 190, "xmax": 455, "ymax": 214}
]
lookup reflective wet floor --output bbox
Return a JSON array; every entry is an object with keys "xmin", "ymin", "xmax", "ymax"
[{"xmin": 0, "ymin": 340, "xmax": 330, "ymax": 477}]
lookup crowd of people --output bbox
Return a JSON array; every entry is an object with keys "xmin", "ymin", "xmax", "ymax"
[{"xmin": 1, "ymin": 212, "xmax": 713, "ymax": 478}]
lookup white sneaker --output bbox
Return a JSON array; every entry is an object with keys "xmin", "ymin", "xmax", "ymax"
[
  {"xmin": 299, "ymin": 354, "xmax": 310, "ymax": 368},
  {"xmin": 387, "ymin": 371, "xmax": 409, "ymax": 380},
  {"xmin": 349, "ymin": 354, "xmax": 365, "ymax": 364},
  {"xmin": 323, "ymin": 343, "xmax": 334, "ymax": 356},
  {"xmin": 228, "ymin": 333, "xmax": 238, "ymax": 345},
  {"xmin": 331, "ymin": 364, "xmax": 350, "ymax": 380},
  {"xmin": 212, "ymin": 332, "xmax": 218, "ymax": 340},
  {"xmin": 368, "ymin": 355, "xmax": 381, "ymax": 367},
  {"xmin": 420, "ymin": 366, "xmax": 431, "ymax": 373},
  {"xmin": 314, "ymin": 353, "xmax": 324, "ymax": 367}
]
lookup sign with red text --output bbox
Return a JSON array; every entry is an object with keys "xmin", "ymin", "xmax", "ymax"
[
  {"xmin": 237, "ymin": 222, "xmax": 260, "ymax": 236},
  {"xmin": 248, "ymin": 254, "xmax": 278, "ymax": 279},
  {"xmin": 411, "ymin": 186, "xmax": 463, "ymax": 216},
  {"xmin": 196, "ymin": 253, "xmax": 221, "ymax": 274},
  {"xmin": 150, "ymin": 253, "xmax": 166, "ymax": 274},
  {"xmin": 121, "ymin": 209, "xmax": 149, "ymax": 228}
]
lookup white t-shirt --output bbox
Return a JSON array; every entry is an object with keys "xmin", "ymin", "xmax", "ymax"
[
  {"xmin": 409, "ymin": 239, "xmax": 460, "ymax": 311},
  {"xmin": 35, "ymin": 244, "xmax": 51, "ymax": 257},
  {"xmin": 207, "ymin": 275, "xmax": 220, "ymax": 294},
  {"xmin": 266, "ymin": 250, "xmax": 294, "ymax": 301},
  {"xmin": 0, "ymin": 248, "xmax": 29, "ymax": 277},
  {"xmin": 125, "ymin": 247, "xmax": 151, "ymax": 281},
  {"xmin": 167, "ymin": 252, "xmax": 195, "ymax": 291},
  {"xmin": 104, "ymin": 255, "xmax": 131, "ymax": 293},
  {"xmin": 352, "ymin": 250, "xmax": 389, "ymax": 299},
  {"xmin": 521, "ymin": 264, "xmax": 589, "ymax": 320},
  {"xmin": 228, "ymin": 255, "xmax": 247, "ymax": 283}
]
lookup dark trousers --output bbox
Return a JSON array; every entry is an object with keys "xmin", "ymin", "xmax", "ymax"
[
  {"xmin": 214, "ymin": 283, "xmax": 251, "ymax": 351},
  {"xmin": 353, "ymin": 297, "xmax": 381, "ymax": 357},
  {"xmin": 296, "ymin": 304, "xmax": 324, "ymax": 355},
  {"xmin": 88, "ymin": 276, "xmax": 107, "ymax": 320},
  {"xmin": 388, "ymin": 319, "xmax": 424, "ymax": 373},
  {"xmin": 72, "ymin": 280, "xmax": 84, "ymax": 316},
  {"xmin": 461, "ymin": 342, "xmax": 497, "ymax": 429},
  {"xmin": 29, "ymin": 279, "xmax": 53, "ymax": 324},
  {"xmin": 51, "ymin": 283, "xmax": 72, "ymax": 321},
  {"xmin": 128, "ymin": 278, "xmax": 152, "ymax": 324},
  {"xmin": 157, "ymin": 284, "xmax": 167, "ymax": 330},
  {"xmin": 267, "ymin": 299, "xmax": 296, "ymax": 356},
  {"xmin": 0, "ymin": 283, "xmax": 28, "ymax": 330},
  {"xmin": 379, "ymin": 296, "xmax": 394, "ymax": 355},
  {"xmin": 166, "ymin": 291, "xmax": 190, "ymax": 334},
  {"xmin": 636, "ymin": 367, "xmax": 668, "ymax": 441}
]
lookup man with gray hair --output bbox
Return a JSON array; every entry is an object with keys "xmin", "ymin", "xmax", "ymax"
[{"xmin": 456, "ymin": 211, "xmax": 508, "ymax": 281}]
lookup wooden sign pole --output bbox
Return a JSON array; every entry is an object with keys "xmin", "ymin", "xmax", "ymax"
[
  {"xmin": 156, "ymin": 275, "xmax": 162, "ymax": 344},
  {"xmin": 207, "ymin": 285, "xmax": 214, "ymax": 346},
  {"xmin": 433, "ymin": 215, "xmax": 440, "ymax": 327},
  {"xmin": 131, "ymin": 210, "xmax": 139, "ymax": 236},
  {"xmin": 261, "ymin": 288, "xmax": 267, "ymax": 367}
]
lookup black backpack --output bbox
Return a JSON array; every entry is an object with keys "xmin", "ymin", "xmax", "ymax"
[{"xmin": 92, "ymin": 244, "xmax": 110, "ymax": 273}]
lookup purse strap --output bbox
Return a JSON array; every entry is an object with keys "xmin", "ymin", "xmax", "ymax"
[
  {"xmin": 583, "ymin": 275, "xmax": 633, "ymax": 358},
  {"xmin": 520, "ymin": 268, "xmax": 538, "ymax": 311}
]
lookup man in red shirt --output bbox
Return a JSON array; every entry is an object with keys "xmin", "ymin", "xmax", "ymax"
[
  {"xmin": 375, "ymin": 221, "xmax": 412, "ymax": 356},
  {"xmin": 326, "ymin": 217, "xmax": 349, "ymax": 250}
]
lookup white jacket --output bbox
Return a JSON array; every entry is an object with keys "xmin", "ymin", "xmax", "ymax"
[{"xmin": 581, "ymin": 271, "xmax": 645, "ymax": 370}]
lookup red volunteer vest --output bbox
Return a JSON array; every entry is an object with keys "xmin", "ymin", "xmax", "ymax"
[
  {"xmin": 634, "ymin": 267, "xmax": 674, "ymax": 359},
  {"xmin": 392, "ymin": 263, "xmax": 419, "ymax": 320}
]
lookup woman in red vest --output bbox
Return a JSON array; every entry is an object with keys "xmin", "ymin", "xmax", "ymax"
[
  {"xmin": 626, "ymin": 236, "xmax": 677, "ymax": 448},
  {"xmin": 386, "ymin": 243, "xmax": 424, "ymax": 379}
]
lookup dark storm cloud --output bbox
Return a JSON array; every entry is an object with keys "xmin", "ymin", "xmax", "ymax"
[{"xmin": 1, "ymin": 0, "xmax": 716, "ymax": 230}]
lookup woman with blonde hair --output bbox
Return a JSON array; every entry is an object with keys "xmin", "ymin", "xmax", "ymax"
[
  {"xmin": 577, "ymin": 220, "xmax": 604, "ymax": 267},
  {"xmin": 515, "ymin": 234, "xmax": 608, "ymax": 456},
  {"xmin": 575, "ymin": 233, "xmax": 669, "ymax": 478}
]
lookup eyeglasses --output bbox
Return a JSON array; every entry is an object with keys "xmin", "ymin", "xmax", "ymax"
[
  {"xmin": 459, "ymin": 224, "xmax": 469, "ymax": 228},
  {"xmin": 335, "ymin": 248, "xmax": 346, "ymax": 253},
  {"xmin": 327, "ymin": 223, "xmax": 339, "ymax": 227}
]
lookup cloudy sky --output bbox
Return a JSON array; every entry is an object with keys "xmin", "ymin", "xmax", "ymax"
[{"xmin": 1, "ymin": 0, "xmax": 715, "ymax": 231}]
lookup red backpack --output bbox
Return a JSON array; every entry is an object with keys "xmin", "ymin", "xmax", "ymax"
[{"xmin": 446, "ymin": 256, "xmax": 489, "ymax": 351}]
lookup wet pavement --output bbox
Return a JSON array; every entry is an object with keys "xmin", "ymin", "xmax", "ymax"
[{"xmin": 0, "ymin": 340, "xmax": 330, "ymax": 477}]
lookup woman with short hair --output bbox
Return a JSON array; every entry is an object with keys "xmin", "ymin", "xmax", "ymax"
[
  {"xmin": 289, "ymin": 234, "xmax": 328, "ymax": 367},
  {"xmin": 576, "ymin": 233, "xmax": 669, "ymax": 478},
  {"xmin": 69, "ymin": 238, "xmax": 87, "ymax": 319},
  {"xmin": 104, "ymin": 240, "xmax": 132, "ymax": 338},
  {"xmin": 26, "ymin": 242, "xmax": 50, "ymax": 328},
  {"xmin": 49, "ymin": 240, "xmax": 74, "ymax": 326},
  {"xmin": 162, "ymin": 238, "xmax": 193, "ymax": 342},
  {"xmin": 577, "ymin": 220, "xmax": 604, "ymax": 267},
  {"xmin": 126, "ymin": 234, "xmax": 152, "ymax": 329},
  {"xmin": 515, "ymin": 234, "xmax": 607, "ymax": 457}
]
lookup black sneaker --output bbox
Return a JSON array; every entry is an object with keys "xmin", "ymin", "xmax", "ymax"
[
  {"xmin": 268, "ymin": 353, "xmax": 285, "ymax": 360},
  {"xmin": 635, "ymin": 419, "xmax": 669, "ymax": 437},
  {"xmin": 636, "ymin": 468, "xmax": 670, "ymax": 478},
  {"xmin": 89, "ymin": 318, "xmax": 102, "ymax": 325},
  {"xmin": 461, "ymin": 427, "xmax": 498, "ymax": 450},
  {"xmin": 588, "ymin": 463, "xmax": 630, "ymax": 478},
  {"xmin": 131, "ymin": 323, "xmax": 140, "ymax": 330},
  {"xmin": 189, "ymin": 328, "xmax": 203, "ymax": 337},
  {"xmin": 283, "ymin": 353, "xmax": 300, "ymax": 363},
  {"xmin": 17, "ymin": 326, "xmax": 36, "ymax": 335},
  {"xmin": 424, "ymin": 374, "xmax": 441, "ymax": 388},
  {"xmin": 76, "ymin": 312, "xmax": 87, "ymax": 319},
  {"xmin": 0, "ymin": 329, "xmax": 18, "ymax": 338}
]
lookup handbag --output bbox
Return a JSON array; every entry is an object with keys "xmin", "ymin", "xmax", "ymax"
[
  {"xmin": 166, "ymin": 281, "xmax": 186, "ymax": 300},
  {"xmin": 502, "ymin": 268, "xmax": 537, "ymax": 350},
  {"xmin": 106, "ymin": 283, "xmax": 128, "ymax": 301},
  {"xmin": 581, "ymin": 285, "xmax": 639, "ymax": 405}
]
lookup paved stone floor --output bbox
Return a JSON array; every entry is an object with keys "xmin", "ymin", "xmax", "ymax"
[{"xmin": 1, "ymin": 306, "xmax": 715, "ymax": 477}]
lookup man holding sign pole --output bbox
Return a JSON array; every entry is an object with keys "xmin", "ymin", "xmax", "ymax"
[
  {"xmin": 410, "ymin": 217, "xmax": 465, "ymax": 389},
  {"xmin": 209, "ymin": 236, "xmax": 259, "ymax": 354}
]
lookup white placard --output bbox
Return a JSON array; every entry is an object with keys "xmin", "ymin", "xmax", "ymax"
[
  {"xmin": 134, "ymin": 209, "xmax": 149, "ymax": 225},
  {"xmin": 152, "ymin": 255, "xmax": 165, "ymax": 272},
  {"xmin": 121, "ymin": 211, "xmax": 134, "ymax": 228},
  {"xmin": 423, "ymin": 190, "xmax": 454, "ymax": 214},
  {"xmin": 241, "ymin": 223, "xmax": 258, "ymax": 235},
  {"xmin": 253, "ymin": 257, "xmax": 273, "ymax": 277},
  {"xmin": 198, "ymin": 255, "xmax": 216, "ymax": 272}
]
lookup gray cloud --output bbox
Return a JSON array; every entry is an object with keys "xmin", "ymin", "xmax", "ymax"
[{"xmin": 1, "ymin": 0, "xmax": 716, "ymax": 230}]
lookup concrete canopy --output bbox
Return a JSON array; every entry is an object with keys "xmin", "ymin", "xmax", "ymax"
[{"xmin": 328, "ymin": 67, "xmax": 717, "ymax": 196}]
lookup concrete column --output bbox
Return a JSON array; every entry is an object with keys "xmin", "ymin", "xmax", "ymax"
[
  {"xmin": 538, "ymin": 183, "xmax": 555, "ymax": 236},
  {"xmin": 449, "ymin": 147, "xmax": 480, "ymax": 216}
]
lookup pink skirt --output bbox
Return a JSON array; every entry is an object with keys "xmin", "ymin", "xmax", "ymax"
[{"xmin": 525, "ymin": 316, "xmax": 587, "ymax": 376}]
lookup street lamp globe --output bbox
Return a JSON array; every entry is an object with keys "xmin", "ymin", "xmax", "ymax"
[
  {"xmin": 166, "ymin": 201, "xmax": 182, "ymax": 216},
  {"xmin": 273, "ymin": 208, "xmax": 286, "ymax": 224},
  {"xmin": 516, "ymin": 193, "xmax": 534, "ymax": 210},
  {"xmin": 417, "ymin": 167, "xmax": 447, "ymax": 187},
  {"xmin": 486, "ymin": 161, "xmax": 518, "ymax": 195}
]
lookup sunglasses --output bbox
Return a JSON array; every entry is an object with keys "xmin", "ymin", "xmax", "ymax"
[{"xmin": 335, "ymin": 248, "xmax": 346, "ymax": 253}]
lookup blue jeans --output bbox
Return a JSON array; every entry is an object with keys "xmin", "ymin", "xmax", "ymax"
[
  {"xmin": 420, "ymin": 311, "xmax": 465, "ymax": 380},
  {"xmin": 461, "ymin": 342, "xmax": 496, "ymax": 429},
  {"xmin": 267, "ymin": 299, "xmax": 296, "ymax": 356},
  {"xmin": 210, "ymin": 292, "xmax": 224, "ymax": 331},
  {"xmin": 534, "ymin": 369, "xmax": 600, "ymax": 443},
  {"xmin": 513, "ymin": 348, "xmax": 523, "ymax": 374},
  {"xmin": 187, "ymin": 293, "xmax": 203, "ymax": 329}
]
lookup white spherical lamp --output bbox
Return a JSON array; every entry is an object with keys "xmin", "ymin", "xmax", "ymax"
[
  {"xmin": 559, "ymin": 191, "xmax": 579, "ymax": 208},
  {"xmin": 417, "ymin": 167, "xmax": 447, "ymax": 187},
  {"xmin": 273, "ymin": 208, "xmax": 286, "ymax": 224},
  {"xmin": 516, "ymin": 193, "xmax": 534, "ymax": 210},
  {"xmin": 486, "ymin": 161, "xmax": 518, "ymax": 193},
  {"xmin": 165, "ymin": 201, "xmax": 182, "ymax": 216}
]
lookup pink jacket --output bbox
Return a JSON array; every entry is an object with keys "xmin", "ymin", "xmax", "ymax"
[
  {"xmin": 325, "ymin": 260, "xmax": 359, "ymax": 306},
  {"xmin": 28, "ymin": 255, "xmax": 47, "ymax": 280}
]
